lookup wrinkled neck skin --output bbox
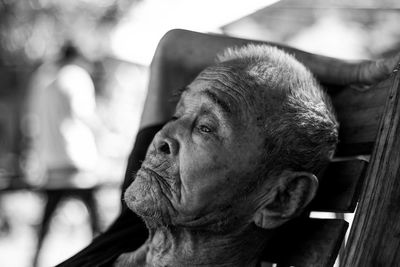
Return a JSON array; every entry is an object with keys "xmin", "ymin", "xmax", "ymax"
[{"xmin": 121, "ymin": 222, "xmax": 272, "ymax": 267}]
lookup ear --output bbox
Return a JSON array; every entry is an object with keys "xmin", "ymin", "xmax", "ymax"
[{"xmin": 253, "ymin": 171, "xmax": 318, "ymax": 229}]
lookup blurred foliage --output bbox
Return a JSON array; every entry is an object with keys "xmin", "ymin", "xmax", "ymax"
[{"xmin": 0, "ymin": 0, "xmax": 140, "ymax": 65}]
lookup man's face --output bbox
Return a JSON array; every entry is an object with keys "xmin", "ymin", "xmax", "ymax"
[{"xmin": 125, "ymin": 66, "xmax": 266, "ymax": 229}]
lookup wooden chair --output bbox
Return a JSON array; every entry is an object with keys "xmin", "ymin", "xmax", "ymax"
[
  {"xmin": 260, "ymin": 75, "xmax": 395, "ymax": 266},
  {"xmin": 145, "ymin": 29, "xmax": 400, "ymax": 267}
]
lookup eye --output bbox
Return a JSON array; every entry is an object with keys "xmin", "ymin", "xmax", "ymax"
[{"xmin": 198, "ymin": 125, "xmax": 212, "ymax": 133}]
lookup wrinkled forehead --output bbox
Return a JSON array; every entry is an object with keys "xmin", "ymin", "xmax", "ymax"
[{"xmin": 187, "ymin": 65, "xmax": 261, "ymax": 117}]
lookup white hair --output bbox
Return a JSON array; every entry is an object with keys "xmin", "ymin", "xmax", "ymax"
[{"xmin": 217, "ymin": 44, "xmax": 338, "ymax": 176}]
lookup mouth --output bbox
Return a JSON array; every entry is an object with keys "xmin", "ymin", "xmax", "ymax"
[
  {"xmin": 141, "ymin": 166, "xmax": 166, "ymax": 181},
  {"xmin": 140, "ymin": 165, "xmax": 175, "ymax": 189},
  {"xmin": 141, "ymin": 157, "xmax": 176, "ymax": 181},
  {"xmin": 140, "ymin": 165, "xmax": 175, "ymax": 203}
]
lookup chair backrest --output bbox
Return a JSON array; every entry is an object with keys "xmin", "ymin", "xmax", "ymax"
[
  {"xmin": 154, "ymin": 30, "xmax": 399, "ymax": 266},
  {"xmin": 259, "ymin": 76, "xmax": 395, "ymax": 266}
]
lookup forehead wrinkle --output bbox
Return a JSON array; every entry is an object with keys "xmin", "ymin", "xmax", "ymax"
[
  {"xmin": 202, "ymin": 89, "xmax": 233, "ymax": 116},
  {"xmin": 197, "ymin": 68, "xmax": 256, "ymax": 120},
  {"xmin": 195, "ymin": 76, "xmax": 250, "ymax": 121},
  {"xmin": 179, "ymin": 85, "xmax": 235, "ymax": 116},
  {"xmin": 213, "ymin": 78, "xmax": 252, "ymax": 114},
  {"xmin": 199, "ymin": 68, "xmax": 250, "ymax": 99}
]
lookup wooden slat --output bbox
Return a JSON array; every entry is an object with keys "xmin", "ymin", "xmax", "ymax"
[
  {"xmin": 326, "ymin": 79, "xmax": 391, "ymax": 156},
  {"xmin": 310, "ymin": 158, "xmax": 368, "ymax": 212},
  {"xmin": 261, "ymin": 218, "xmax": 348, "ymax": 267},
  {"xmin": 342, "ymin": 70, "xmax": 400, "ymax": 266}
]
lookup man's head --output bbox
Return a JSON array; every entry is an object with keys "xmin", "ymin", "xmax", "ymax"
[{"xmin": 125, "ymin": 44, "xmax": 338, "ymax": 232}]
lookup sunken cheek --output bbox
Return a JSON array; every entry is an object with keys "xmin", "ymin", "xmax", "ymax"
[
  {"xmin": 180, "ymin": 139, "xmax": 232, "ymax": 194},
  {"xmin": 172, "ymin": 117, "xmax": 236, "ymax": 187}
]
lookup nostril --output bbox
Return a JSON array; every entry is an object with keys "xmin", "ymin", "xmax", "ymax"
[{"xmin": 159, "ymin": 141, "xmax": 171, "ymax": 154}]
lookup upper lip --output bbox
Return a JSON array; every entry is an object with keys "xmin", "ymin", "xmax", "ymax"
[
  {"xmin": 142, "ymin": 165, "xmax": 167, "ymax": 181},
  {"xmin": 141, "ymin": 157, "xmax": 174, "ymax": 180},
  {"xmin": 141, "ymin": 166, "xmax": 174, "ymax": 197}
]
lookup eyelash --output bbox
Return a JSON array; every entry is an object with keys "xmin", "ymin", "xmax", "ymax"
[
  {"xmin": 197, "ymin": 124, "xmax": 212, "ymax": 133},
  {"xmin": 169, "ymin": 115, "xmax": 214, "ymax": 135}
]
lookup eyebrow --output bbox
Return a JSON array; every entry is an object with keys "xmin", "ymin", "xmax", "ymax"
[{"xmin": 201, "ymin": 89, "xmax": 232, "ymax": 115}]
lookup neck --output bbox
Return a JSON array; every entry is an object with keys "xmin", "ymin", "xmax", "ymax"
[{"xmin": 143, "ymin": 224, "xmax": 271, "ymax": 267}]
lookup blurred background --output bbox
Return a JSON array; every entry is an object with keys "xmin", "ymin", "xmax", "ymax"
[{"xmin": 0, "ymin": 0, "xmax": 399, "ymax": 266}]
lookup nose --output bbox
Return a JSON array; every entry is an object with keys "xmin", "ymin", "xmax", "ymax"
[{"xmin": 153, "ymin": 128, "xmax": 179, "ymax": 156}]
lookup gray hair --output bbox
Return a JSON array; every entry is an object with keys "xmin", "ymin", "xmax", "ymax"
[{"xmin": 217, "ymin": 44, "xmax": 338, "ymax": 177}]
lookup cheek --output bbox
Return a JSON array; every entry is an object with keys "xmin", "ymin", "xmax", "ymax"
[
  {"xmin": 181, "ymin": 144, "xmax": 230, "ymax": 185},
  {"xmin": 178, "ymin": 147, "xmax": 237, "ymax": 211},
  {"xmin": 175, "ymin": 132, "xmax": 262, "ymax": 214}
]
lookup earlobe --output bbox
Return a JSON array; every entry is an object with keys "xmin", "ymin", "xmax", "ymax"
[
  {"xmin": 253, "ymin": 171, "xmax": 318, "ymax": 229},
  {"xmin": 253, "ymin": 207, "xmax": 287, "ymax": 229}
]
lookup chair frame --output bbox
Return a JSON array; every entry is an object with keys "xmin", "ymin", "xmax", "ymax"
[
  {"xmin": 342, "ymin": 69, "xmax": 400, "ymax": 266},
  {"xmin": 145, "ymin": 29, "xmax": 400, "ymax": 266}
]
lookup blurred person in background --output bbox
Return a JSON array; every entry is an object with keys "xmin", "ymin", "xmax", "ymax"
[{"xmin": 25, "ymin": 43, "xmax": 101, "ymax": 267}]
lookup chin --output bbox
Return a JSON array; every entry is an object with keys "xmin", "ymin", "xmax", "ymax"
[{"xmin": 124, "ymin": 170, "xmax": 172, "ymax": 226}]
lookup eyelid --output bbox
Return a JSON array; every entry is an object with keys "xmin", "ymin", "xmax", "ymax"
[
  {"xmin": 196, "ymin": 117, "xmax": 217, "ymax": 133},
  {"xmin": 197, "ymin": 124, "xmax": 213, "ymax": 133}
]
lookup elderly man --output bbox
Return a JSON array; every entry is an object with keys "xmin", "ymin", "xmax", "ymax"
[
  {"xmin": 112, "ymin": 43, "xmax": 337, "ymax": 266},
  {"xmin": 58, "ymin": 29, "xmax": 399, "ymax": 267}
]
